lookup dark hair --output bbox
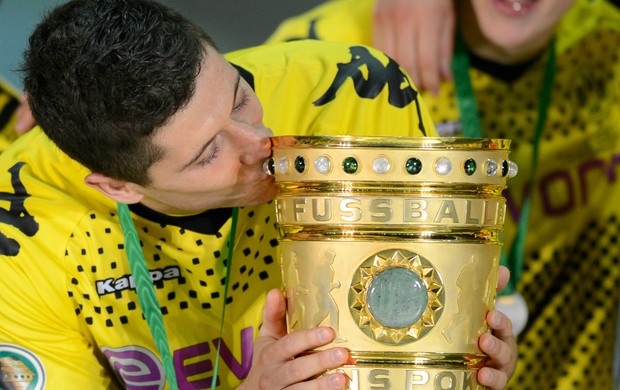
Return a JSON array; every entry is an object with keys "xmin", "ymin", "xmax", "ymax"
[{"xmin": 22, "ymin": 0, "xmax": 217, "ymax": 185}]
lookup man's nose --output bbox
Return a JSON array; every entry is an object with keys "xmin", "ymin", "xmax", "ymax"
[{"xmin": 236, "ymin": 125, "xmax": 273, "ymax": 165}]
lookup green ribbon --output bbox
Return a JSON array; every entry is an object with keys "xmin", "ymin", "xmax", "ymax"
[
  {"xmin": 118, "ymin": 203, "xmax": 239, "ymax": 389},
  {"xmin": 118, "ymin": 202, "xmax": 179, "ymax": 389},
  {"xmin": 451, "ymin": 32, "xmax": 556, "ymax": 294},
  {"xmin": 212, "ymin": 206, "xmax": 238, "ymax": 390}
]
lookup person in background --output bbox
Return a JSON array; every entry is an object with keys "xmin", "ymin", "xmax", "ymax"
[
  {"xmin": 267, "ymin": 0, "xmax": 620, "ymax": 388},
  {"xmin": 0, "ymin": 0, "xmax": 517, "ymax": 388},
  {"xmin": 369, "ymin": 0, "xmax": 620, "ymax": 95},
  {"xmin": 0, "ymin": 78, "xmax": 22, "ymax": 152}
]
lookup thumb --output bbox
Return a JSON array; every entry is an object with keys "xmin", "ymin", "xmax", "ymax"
[{"xmin": 259, "ymin": 288, "xmax": 288, "ymax": 340}]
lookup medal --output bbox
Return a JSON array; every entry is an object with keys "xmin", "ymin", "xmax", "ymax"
[{"xmin": 495, "ymin": 292, "xmax": 529, "ymax": 335}]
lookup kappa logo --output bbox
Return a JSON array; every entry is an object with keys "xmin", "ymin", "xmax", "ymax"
[
  {"xmin": 313, "ymin": 45, "xmax": 427, "ymax": 135},
  {"xmin": 0, "ymin": 344, "xmax": 46, "ymax": 390},
  {"xmin": 96, "ymin": 266, "xmax": 181, "ymax": 296},
  {"xmin": 313, "ymin": 45, "xmax": 418, "ymax": 108}
]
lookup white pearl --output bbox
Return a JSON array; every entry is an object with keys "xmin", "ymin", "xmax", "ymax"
[
  {"xmin": 372, "ymin": 156, "xmax": 391, "ymax": 174},
  {"xmin": 314, "ymin": 156, "xmax": 332, "ymax": 174},
  {"xmin": 275, "ymin": 157, "xmax": 289, "ymax": 174},
  {"xmin": 434, "ymin": 157, "xmax": 452, "ymax": 175},
  {"xmin": 507, "ymin": 160, "xmax": 519, "ymax": 178}
]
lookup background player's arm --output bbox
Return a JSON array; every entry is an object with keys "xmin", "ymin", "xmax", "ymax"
[{"xmin": 372, "ymin": 0, "xmax": 454, "ymax": 94}]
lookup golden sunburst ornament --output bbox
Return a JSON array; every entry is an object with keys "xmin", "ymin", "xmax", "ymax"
[{"xmin": 349, "ymin": 249, "xmax": 445, "ymax": 344}]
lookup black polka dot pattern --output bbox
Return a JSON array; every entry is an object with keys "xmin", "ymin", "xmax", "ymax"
[
  {"xmin": 514, "ymin": 216, "xmax": 619, "ymax": 389},
  {"xmin": 65, "ymin": 203, "xmax": 281, "ymax": 348}
]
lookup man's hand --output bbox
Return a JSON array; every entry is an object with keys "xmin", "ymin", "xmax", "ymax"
[
  {"xmin": 478, "ymin": 309, "xmax": 518, "ymax": 389},
  {"xmin": 372, "ymin": 0, "xmax": 454, "ymax": 95},
  {"xmin": 477, "ymin": 265, "xmax": 518, "ymax": 389},
  {"xmin": 239, "ymin": 289, "xmax": 349, "ymax": 389},
  {"xmin": 242, "ymin": 269, "xmax": 517, "ymax": 389}
]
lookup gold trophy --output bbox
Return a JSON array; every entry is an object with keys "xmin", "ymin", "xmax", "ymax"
[{"xmin": 267, "ymin": 136, "xmax": 517, "ymax": 389}]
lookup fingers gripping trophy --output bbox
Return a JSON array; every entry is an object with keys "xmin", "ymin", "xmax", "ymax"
[{"xmin": 266, "ymin": 136, "xmax": 517, "ymax": 389}]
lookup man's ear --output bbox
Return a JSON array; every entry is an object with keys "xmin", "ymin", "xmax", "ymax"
[{"xmin": 84, "ymin": 173, "xmax": 144, "ymax": 204}]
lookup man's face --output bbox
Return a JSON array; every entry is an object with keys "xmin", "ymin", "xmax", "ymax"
[
  {"xmin": 131, "ymin": 46, "xmax": 277, "ymax": 215},
  {"xmin": 461, "ymin": 0, "xmax": 576, "ymax": 63}
]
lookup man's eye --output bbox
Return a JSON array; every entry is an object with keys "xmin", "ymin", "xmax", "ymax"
[
  {"xmin": 233, "ymin": 92, "xmax": 249, "ymax": 112},
  {"xmin": 198, "ymin": 146, "xmax": 220, "ymax": 166}
]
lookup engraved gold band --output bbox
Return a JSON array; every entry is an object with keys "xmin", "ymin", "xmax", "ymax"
[{"xmin": 276, "ymin": 196, "xmax": 506, "ymax": 229}]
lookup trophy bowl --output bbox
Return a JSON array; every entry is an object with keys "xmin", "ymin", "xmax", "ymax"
[{"xmin": 267, "ymin": 136, "xmax": 517, "ymax": 389}]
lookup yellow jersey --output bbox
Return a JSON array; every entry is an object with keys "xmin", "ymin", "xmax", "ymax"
[{"xmin": 0, "ymin": 40, "xmax": 435, "ymax": 389}]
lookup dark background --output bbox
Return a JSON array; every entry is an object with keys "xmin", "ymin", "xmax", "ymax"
[{"xmin": 0, "ymin": 0, "xmax": 324, "ymax": 89}]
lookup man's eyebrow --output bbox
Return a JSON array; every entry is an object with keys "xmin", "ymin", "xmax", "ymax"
[
  {"xmin": 182, "ymin": 136, "xmax": 215, "ymax": 170},
  {"xmin": 181, "ymin": 73, "xmax": 241, "ymax": 170},
  {"xmin": 231, "ymin": 72, "xmax": 241, "ymax": 111}
]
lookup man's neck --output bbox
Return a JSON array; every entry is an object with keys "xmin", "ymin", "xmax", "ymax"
[
  {"xmin": 128, "ymin": 202, "xmax": 233, "ymax": 235},
  {"xmin": 467, "ymin": 47, "xmax": 545, "ymax": 83}
]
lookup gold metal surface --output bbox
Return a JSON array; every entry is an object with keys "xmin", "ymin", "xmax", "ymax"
[{"xmin": 271, "ymin": 136, "xmax": 515, "ymax": 389}]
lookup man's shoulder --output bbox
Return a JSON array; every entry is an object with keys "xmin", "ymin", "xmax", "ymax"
[
  {"xmin": 226, "ymin": 39, "xmax": 378, "ymax": 66},
  {"xmin": 225, "ymin": 39, "xmax": 403, "ymax": 89},
  {"xmin": 226, "ymin": 40, "xmax": 437, "ymax": 138},
  {"xmin": 0, "ymin": 129, "xmax": 113, "ymax": 262},
  {"xmin": 265, "ymin": 0, "xmax": 374, "ymax": 45},
  {"xmin": 0, "ymin": 128, "xmax": 90, "ymax": 193}
]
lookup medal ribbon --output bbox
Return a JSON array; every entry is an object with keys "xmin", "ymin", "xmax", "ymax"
[
  {"xmin": 118, "ymin": 202, "xmax": 238, "ymax": 389},
  {"xmin": 451, "ymin": 32, "xmax": 556, "ymax": 294},
  {"xmin": 211, "ymin": 206, "xmax": 238, "ymax": 389}
]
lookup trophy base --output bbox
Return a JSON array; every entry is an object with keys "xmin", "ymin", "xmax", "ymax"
[{"xmin": 327, "ymin": 352, "xmax": 485, "ymax": 389}]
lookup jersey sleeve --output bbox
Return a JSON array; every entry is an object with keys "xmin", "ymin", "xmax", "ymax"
[
  {"xmin": 0, "ymin": 224, "xmax": 117, "ymax": 389},
  {"xmin": 226, "ymin": 40, "xmax": 437, "ymax": 138}
]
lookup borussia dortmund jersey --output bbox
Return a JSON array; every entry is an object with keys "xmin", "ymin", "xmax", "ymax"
[
  {"xmin": 269, "ymin": 1, "xmax": 620, "ymax": 389},
  {"xmin": 0, "ymin": 40, "xmax": 435, "ymax": 389},
  {"xmin": 0, "ymin": 78, "xmax": 19, "ymax": 153}
]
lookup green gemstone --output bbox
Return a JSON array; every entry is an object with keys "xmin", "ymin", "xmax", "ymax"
[
  {"xmin": 464, "ymin": 158, "xmax": 477, "ymax": 176},
  {"xmin": 295, "ymin": 156, "xmax": 306, "ymax": 173},
  {"xmin": 366, "ymin": 267, "xmax": 428, "ymax": 329},
  {"xmin": 342, "ymin": 157, "xmax": 359, "ymax": 174},
  {"xmin": 405, "ymin": 158, "xmax": 422, "ymax": 175}
]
